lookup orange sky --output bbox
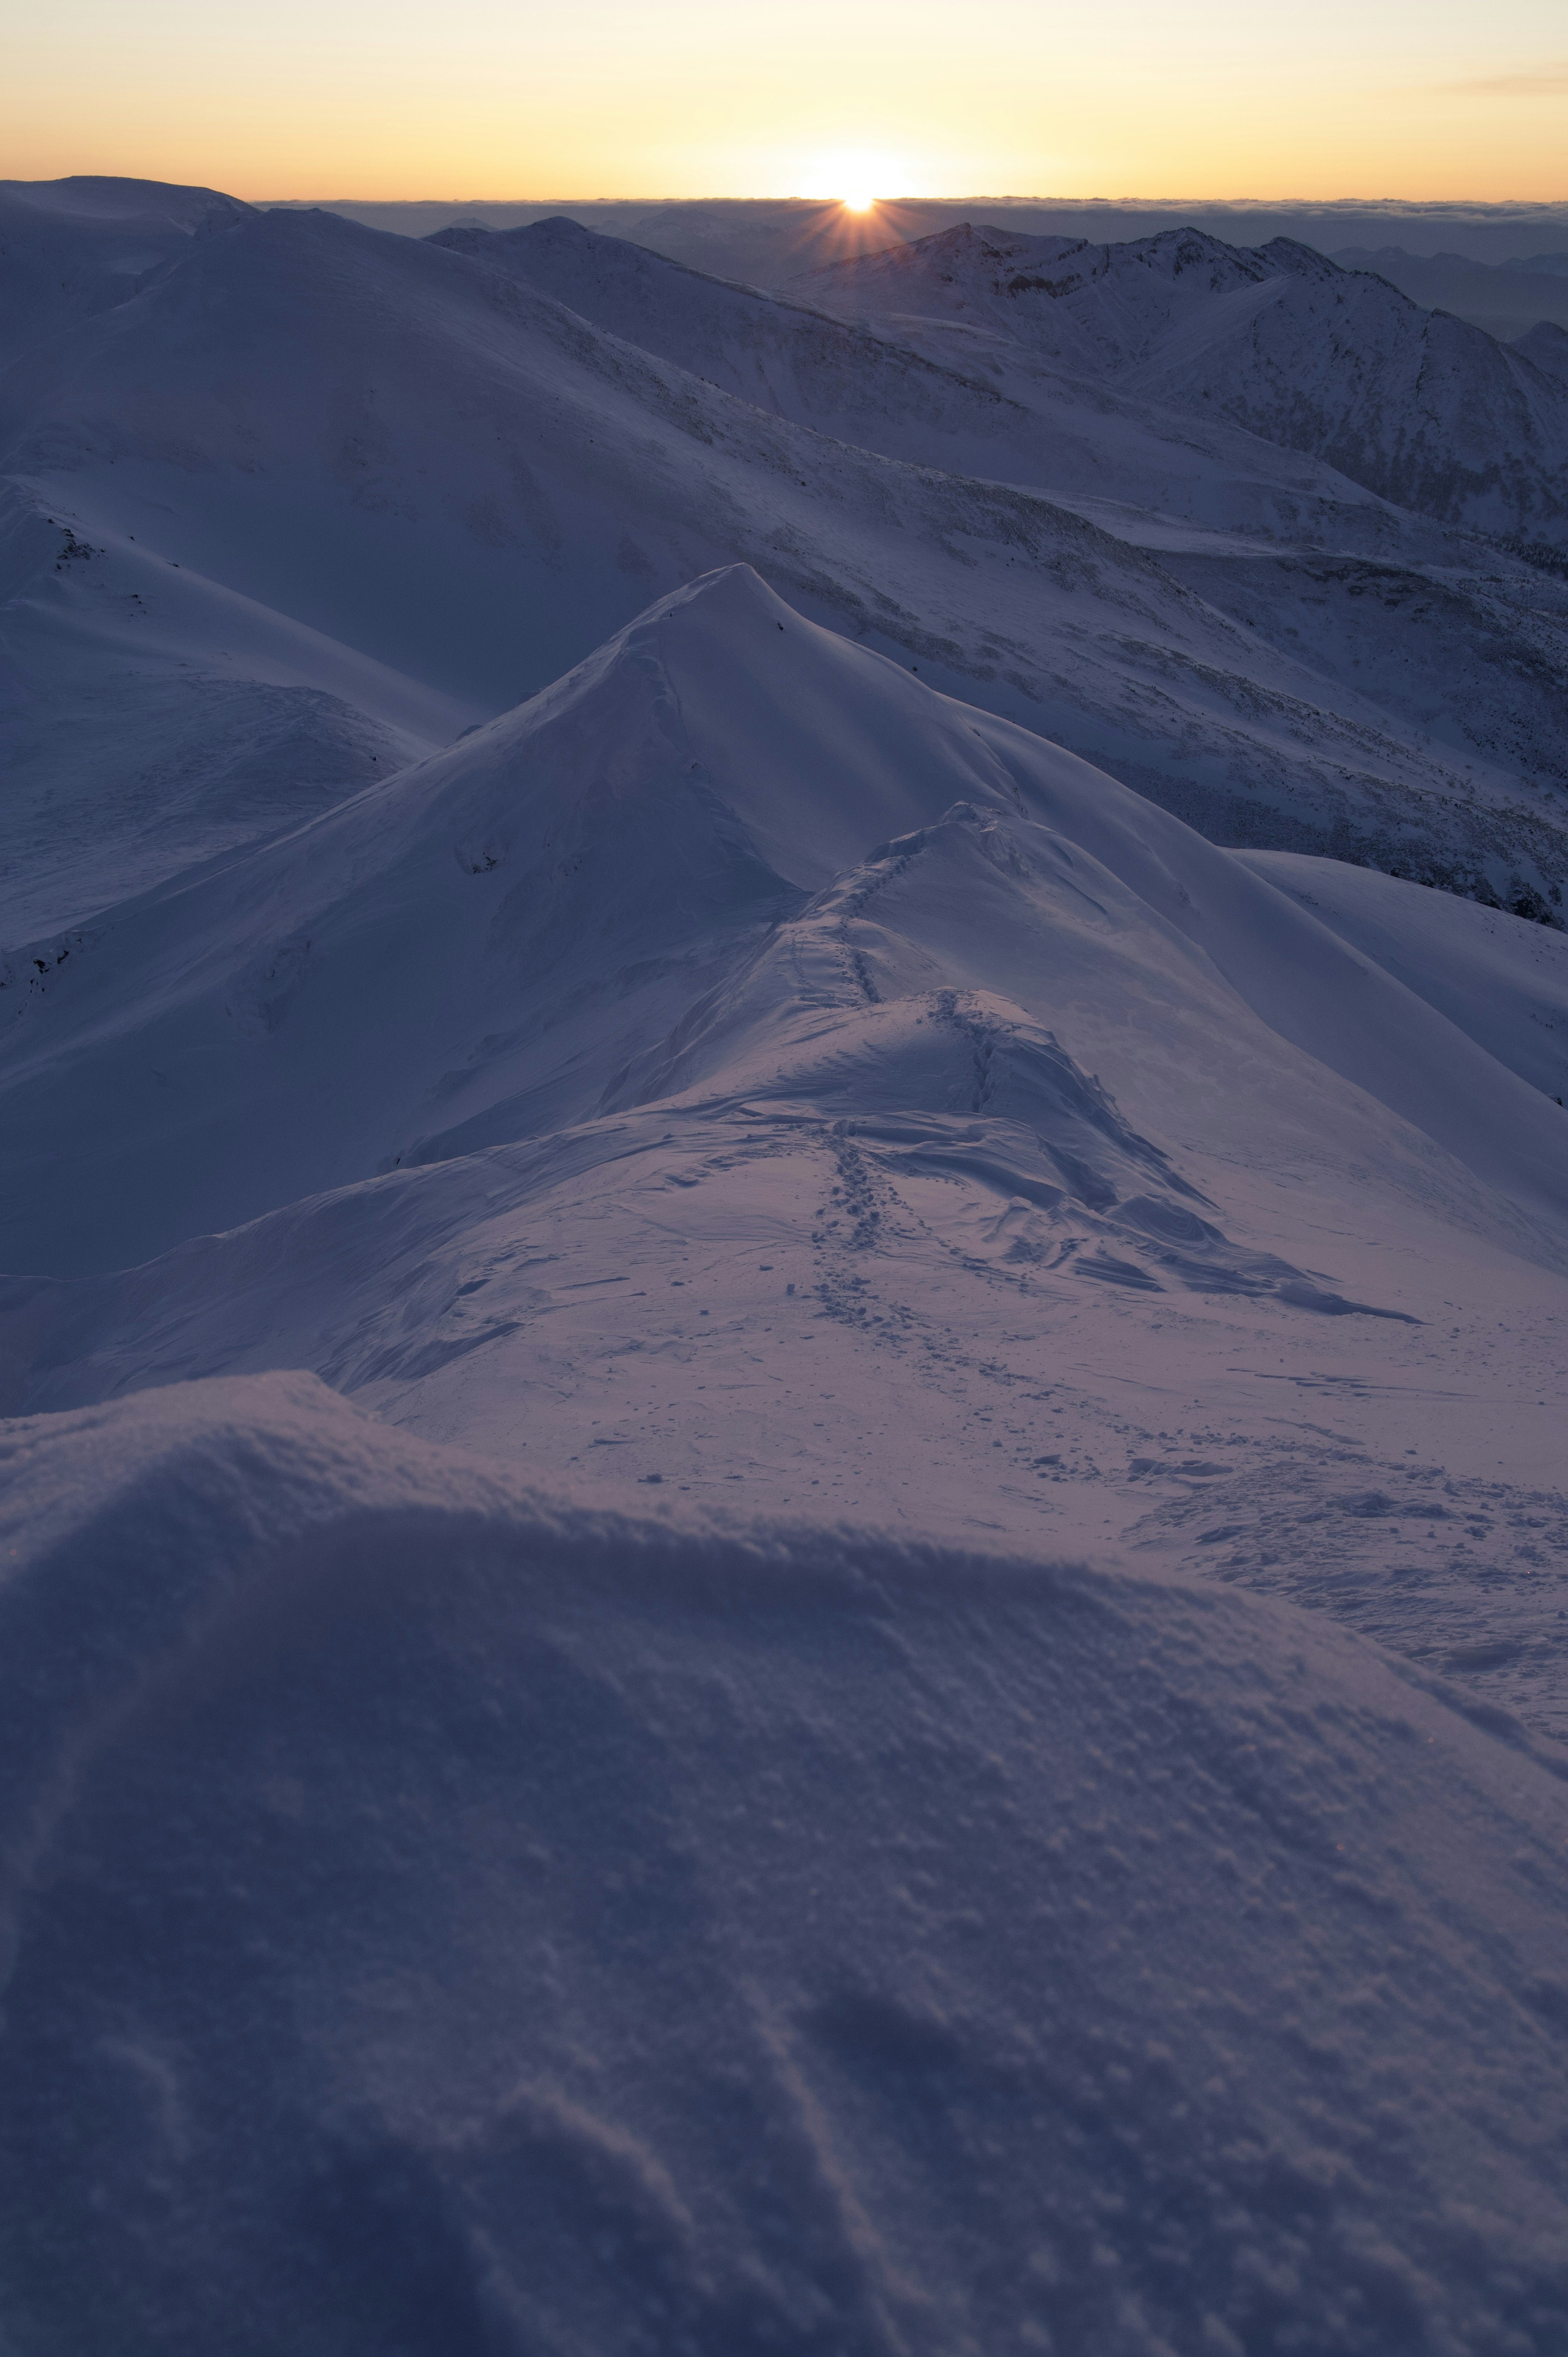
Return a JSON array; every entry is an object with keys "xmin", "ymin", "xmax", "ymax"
[{"xmin": 6, "ymin": 0, "xmax": 1568, "ymax": 201}]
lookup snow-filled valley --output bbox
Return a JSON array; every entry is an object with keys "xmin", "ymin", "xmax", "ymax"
[{"xmin": 4, "ymin": 175, "xmax": 1568, "ymax": 2353}]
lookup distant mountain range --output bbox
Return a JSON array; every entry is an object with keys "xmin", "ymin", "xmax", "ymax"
[
  {"xmin": 1332, "ymin": 246, "xmax": 1568, "ymax": 339},
  {"xmin": 5, "ymin": 186, "xmax": 1568, "ymax": 961},
  {"xmin": 268, "ymin": 195, "xmax": 1568, "ymax": 342},
  {"xmin": 271, "ymin": 193, "xmax": 1568, "ymax": 287}
]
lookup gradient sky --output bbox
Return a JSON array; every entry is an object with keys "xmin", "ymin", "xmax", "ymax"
[{"xmin": 6, "ymin": 0, "xmax": 1568, "ymax": 200}]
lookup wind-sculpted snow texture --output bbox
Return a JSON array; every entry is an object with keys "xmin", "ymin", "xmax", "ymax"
[
  {"xmin": 4, "ymin": 1376, "xmax": 1568, "ymax": 2357},
  {"xmin": 6, "ymin": 179, "xmax": 1568, "ymax": 2355}
]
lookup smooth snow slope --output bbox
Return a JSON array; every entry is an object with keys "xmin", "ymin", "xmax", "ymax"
[
  {"xmin": 0, "ymin": 480, "xmax": 456, "ymax": 937},
  {"xmin": 795, "ymin": 224, "xmax": 1568, "ymax": 546},
  {"xmin": 3, "ymin": 1371, "xmax": 1568, "ymax": 2357},
  {"xmin": 5, "ymin": 193, "xmax": 1568, "ymax": 925},
  {"xmin": 0, "ymin": 174, "xmax": 249, "ymax": 367},
  {"xmin": 1236, "ymin": 850, "xmax": 1568, "ymax": 1103},
  {"xmin": 1516, "ymin": 321, "xmax": 1568, "ymax": 391}
]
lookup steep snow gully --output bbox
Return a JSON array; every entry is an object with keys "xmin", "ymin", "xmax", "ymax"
[{"xmin": 4, "ymin": 177, "xmax": 1568, "ymax": 2355}]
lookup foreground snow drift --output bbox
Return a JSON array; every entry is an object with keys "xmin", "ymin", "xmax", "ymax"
[{"xmin": 3, "ymin": 1371, "xmax": 1568, "ymax": 2355}]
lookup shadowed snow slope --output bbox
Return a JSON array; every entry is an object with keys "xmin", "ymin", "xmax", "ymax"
[
  {"xmin": 430, "ymin": 212, "xmax": 1066, "ymax": 468},
  {"xmin": 1516, "ymin": 321, "xmax": 1568, "ymax": 390},
  {"xmin": 425, "ymin": 215, "xmax": 1429, "ymax": 549},
  {"xmin": 795, "ymin": 224, "xmax": 1568, "ymax": 545},
  {"xmin": 2, "ymin": 1371, "xmax": 1568, "ymax": 2357},
  {"xmin": 6, "ymin": 191, "xmax": 1568, "ymax": 924},
  {"xmin": 1237, "ymin": 850, "xmax": 1568, "ymax": 1103},
  {"xmin": 3, "ymin": 568, "xmax": 1564, "ymax": 1278},
  {"xmin": 0, "ymin": 174, "xmax": 250, "ymax": 366}
]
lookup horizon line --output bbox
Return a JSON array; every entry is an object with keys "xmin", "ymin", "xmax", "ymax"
[
  {"xmin": 253, "ymin": 192, "xmax": 1568, "ymax": 209},
  {"xmin": 18, "ymin": 172, "xmax": 1568, "ymax": 210}
]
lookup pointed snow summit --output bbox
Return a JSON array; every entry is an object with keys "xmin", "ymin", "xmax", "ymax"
[{"xmin": 2, "ymin": 566, "xmax": 1562, "ymax": 1287}]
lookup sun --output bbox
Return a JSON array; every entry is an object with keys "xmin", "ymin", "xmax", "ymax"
[{"xmin": 797, "ymin": 148, "xmax": 914, "ymax": 210}]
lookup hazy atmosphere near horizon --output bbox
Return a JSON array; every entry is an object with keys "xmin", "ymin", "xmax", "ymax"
[
  {"xmin": 6, "ymin": 4, "xmax": 1568, "ymax": 2352},
  {"xmin": 7, "ymin": 0, "xmax": 1568, "ymax": 197}
]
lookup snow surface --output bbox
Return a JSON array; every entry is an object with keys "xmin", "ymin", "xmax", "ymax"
[
  {"xmin": 1236, "ymin": 850, "xmax": 1568, "ymax": 1104},
  {"xmin": 6, "ymin": 179, "xmax": 1568, "ymax": 2351},
  {"xmin": 1516, "ymin": 321, "xmax": 1568, "ymax": 392},
  {"xmin": 4, "ymin": 1373, "xmax": 1568, "ymax": 2354}
]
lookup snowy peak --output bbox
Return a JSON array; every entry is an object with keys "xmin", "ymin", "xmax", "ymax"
[
  {"xmin": 424, "ymin": 207, "xmax": 1056, "ymax": 458},
  {"xmin": 795, "ymin": 216, "xmax": 1568, "ymax": 541},
  {"xmin": 793, "ymin": 221, "xmax": 1272, "ymax": 326},
  {"xmin": 790, "ymin": 222, "xmax": 1308, "ymax": 389},
  {"xmin": 0, "ymin": 172, "xmax": 247, "ymax": 238},
  {"xmin": 1247, "ymin": 234, "xmax": 1347, "ymax": 285},
  {"xmin": 0, "ymin": 174, "xmax": 251, "ymax": 364},
  {"xmin": 5, "ymin": 172, "xmax": 1568, "ymax": 973},
  {"xmin": 4, "ymin": 564, "xmax": 1565, "ymax": 1280},
  {"xmin": 434, "ymin": 211, "xmax": 666, "ymax": 283}
]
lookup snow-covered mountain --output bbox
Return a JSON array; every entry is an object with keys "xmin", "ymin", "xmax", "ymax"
[
  {"xmin": 1332, "ymin": 244, "xmax": 1568, "ymax": 340},
  {"xmin": 428, "ymin": 214, "xmax": 1508, "ymax": 553},
  {"xmin": 6, "ymin": 558, "xmax": 1568, "ymax": 1761},
  {"xmin": 7, "ymin": 565, "xmax": 1563, "ymax": 1280},
  {"xmin": 291, "ymin": 193, "xmax": 1568, "ymax": 290},
  {"xmin": 794, "ymin": 223, "xmax": 1568, "ymax": 546},
  {"xmin": 1516, "ymin": 320, "xmax": 1568, "ymax": 390},
  {"xmin": 6, "ymin": 181, "xmax": 1568, "ymax": 2356},
  {"xmin": 6, "ymin": 190, "xmax": 1568, "ymax": 941},
  {"xmin": 0, "ymin": 173, "xmax": 249, "ymax": 366}
]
